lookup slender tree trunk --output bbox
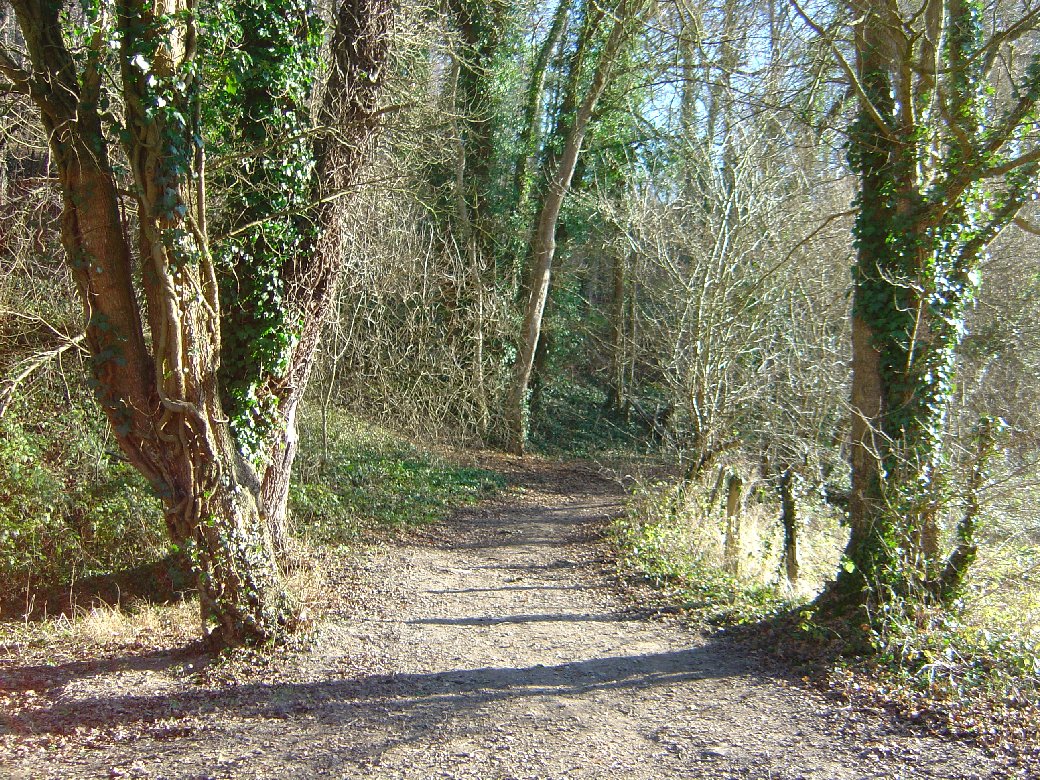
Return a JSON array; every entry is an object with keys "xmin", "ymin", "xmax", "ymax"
[
  {"xmin": 780, "ymin": 467, "xmax": 799, "ymax": 585},
  {"xmin": 935, "ymin": 417, "xmax": 996, "ymax": 601},
  {"xmin": 260, "ymin": 400, "xmax": 301, "ymax": 554},
  {"xmin": 504, "ymin": 0, "xmax": 647, "ymax": 454},
  {"xmin": 723, "ymin": 471, "xmax": 743, "ymax": 577},
  {"xmin": 528, "ymin": 320, "xmax": 551, "ymax": 418},
  {"xmin": 513, "ymin": 0, "xmax": 572, "ymax": 216},
  {"xmin": 605, "ymin": 249, "xmax": 628, "ymax": 411}
]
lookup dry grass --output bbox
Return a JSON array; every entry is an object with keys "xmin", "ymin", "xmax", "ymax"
[
  {"xmin": 963, "ymin": 542, "xmax": 1040, "ymax": 640},
  {"xmin": 618, "ymin": 475, "xmax": 847, "ymax": 599},
  {"xmin": 71, "ymin": 600, "xmax": 199, "ymax": 646},
  {"xmin": 0, "ymin": 598, "xmax": 200, "ymax": 670}
]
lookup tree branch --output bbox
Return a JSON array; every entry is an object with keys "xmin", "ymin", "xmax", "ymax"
[
  {"xmin": 788, "ymin": 0, "xmax": 894, "ymax": 139},
  {"xmin": 0, "ymin": 333, "xmax": 86, "ymax": 418}
]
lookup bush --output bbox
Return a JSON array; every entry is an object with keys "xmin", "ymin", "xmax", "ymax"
[{"xmin": 0, "ymin": 394, "xmax": 166, "ymax": 605}]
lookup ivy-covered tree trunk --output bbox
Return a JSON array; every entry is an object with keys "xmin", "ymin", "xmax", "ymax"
[
  {"xmin": 512, "ymin": 0, "xmax": 572, "ymax": 219},
  {"xmin": 260, "ymin": 0, "xmax": 393, "ymax": 551},
  {"xmin": 821, "ymin": 0, "xmax": 1040, "ymax": 616},
  {"xmin": 445, "ymin": 0, "xmax": 510, "ymax": 438},
  {"xmin": 212, "ymin": 0, "xmax": 321, "ymax": 555},
  {"xmin": 3, "ymin": 0, "xmax": 391, "ymax": 646},
  {"xmin": 209, "ymin": 0, "xmax": 391, "ymax": 553},
  {"xmin": 832, "ymin": 1, "xmax": 899, "ymax": 604}
]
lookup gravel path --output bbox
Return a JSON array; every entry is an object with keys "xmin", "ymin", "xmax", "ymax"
[{"xmin": 0, "ymin": 461, "xmax": 1022, "ymax": 778}]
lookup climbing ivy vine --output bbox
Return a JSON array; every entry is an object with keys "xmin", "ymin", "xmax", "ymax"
[
  {"xmin": 206, "ymin": 0, "xmax": 323, "ymax": 462},
  {"xmin": 839, "ymin": 0, "xmax": 1040, "ymax": 605}
]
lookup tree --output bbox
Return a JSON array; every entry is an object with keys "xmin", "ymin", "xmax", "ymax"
[
  {"xmin": 209, "ymin": 0, "xmax": 322, "ymax": 555},
  {"xmin": 796, "ymin": 0, "xmax": 1040, "ymax": 612},
  {"xmin": 504, "ymin": 0, "xmax": 649, "ymax": 454},
  {"xmin": 0, "ymin": 0, "xmax": 392, "ymax": 646},
  {"xmin": 512, "ymin": 0, "xmax": 572, "ymax": 220},
  {"xmin": 444, "ymin": 0, "xmax": 512, "ymax": 437}
]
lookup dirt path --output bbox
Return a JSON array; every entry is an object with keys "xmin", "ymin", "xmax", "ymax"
[{"xmin": 0, "ymin": 462, "xmax": 1024, "ymax": 778}]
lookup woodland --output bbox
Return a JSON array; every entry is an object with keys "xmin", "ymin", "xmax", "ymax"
[{"xmin": 1, "ymin": 0, "xmax": 1039, "ymax": 770}]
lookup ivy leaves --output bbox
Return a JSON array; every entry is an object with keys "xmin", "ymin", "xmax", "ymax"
[{"xmin": 206, "ymin": 0, "xmax": 322, "ymax": 464}]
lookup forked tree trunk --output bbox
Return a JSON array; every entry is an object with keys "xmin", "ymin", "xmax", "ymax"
[
  {"xmin": 819, "ymin": 0, "xmax": 1020, "ymax": 615},
  {"xmin": 7, "ymin": 0, "xmax": 390, "ymax": 646}
]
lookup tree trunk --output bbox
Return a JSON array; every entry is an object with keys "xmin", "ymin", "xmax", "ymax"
[
  {"xmin": 822, "ymin": 0, "xmax": 1002, "ymax": 614},
  {"xmin": 504, "ymin": 0, "xmax": 647, "ymax": 454},
  {"xmin": 445, "ymin": 0, "xmax": 508, "ymax": 439},
  {"xmin": 833, "ymin": 311, "xmax": 887, "ymax": 599},
  {"xmin": 528, "ymin": 320, "xmax": 551, "ymax": 419},
  {"xmin": 723, "ymin": 471, "xmax": 743, "ymax": 577},
  {"xmin": 605, "ymin": 250, "xmax": 627, "ymax": 412},
  {"xmin": 780, "ymin": 467, "xmax": 799, "ymax": 585},
  {"xmin": 258, "ymin": 0, "xmax": 394, "ymax": 547},
  {"xmin": 260, "ymin": 399, "xmax": 301, "ymax": 555},
  {"xmin": 934, "ymin": 417, "xmax": 997, "ymax": 601},
  {"xmin": 513, "ymin": 0, "xmax": 572, "ymax": 217}
]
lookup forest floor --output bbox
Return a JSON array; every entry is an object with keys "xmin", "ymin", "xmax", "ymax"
[{"xmin": 0, "ymin": 459, "xmax": 1032, "ymax": 779}]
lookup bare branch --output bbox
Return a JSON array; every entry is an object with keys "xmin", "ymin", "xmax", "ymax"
[
  {"xmin": 0, "ymin": 333, "xmax": 86, "ymax": 418},
  {"xmin": 787, "ymin": 0, "xmax": 894, "ymax": 139}
]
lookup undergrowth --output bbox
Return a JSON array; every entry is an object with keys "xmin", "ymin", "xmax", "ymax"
[
  {"xmin": 825, "ymin": 509, "xmax": 1040, "ymax": 752},
  {"xmin": 529, "ymin": 378, "xmax": 649, "ymax": 457},
  {"xmin": 290, "ymin": 408, "xmax": 504, "ymax": 544},
  {"xmin": 613, "ymin": 474, "xmax": 1039, "ymax": 756},
  {"xmin": 1, "ymin": 386, "xmax": 504, "ymax": 619},
  {"xmin": 0, "ymin": 393, "xmax": 166, "ymax": 607},
  {"xmin": 821, "ymin": 603, "xmax": 1040, "ymax": 759},
  {"xmin": 609, "ymin": 478, "xmax": 810, "ymax": 627}
]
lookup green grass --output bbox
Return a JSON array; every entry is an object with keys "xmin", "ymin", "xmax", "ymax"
[{"xmin": 291, "ymin": 409, "xmax": 505, "ymax": 544}]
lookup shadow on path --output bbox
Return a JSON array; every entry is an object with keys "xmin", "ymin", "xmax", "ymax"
[
  {"xmin": 5, "ymin": 642, "xmax": 751, "ymax": 747},
  {"xmin": 1, "ymin": 644, "xmax": 202, "ymax": 694},
  {"xmin": 407, "ymin": 612, "xmax": 637, "ymax": 626},
  {"xmin": 426, "ymin": 585, "xmax": 589, "ymax": 594}
]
